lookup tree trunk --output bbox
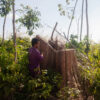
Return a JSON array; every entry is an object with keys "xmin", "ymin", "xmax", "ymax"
[
  {"xmin": 12, "ymin": 0, "xmax": 17, "ymax": 62},
  {"xmin": 2, "ymin": 15, "xmax": 7, "ymax": 45},
  {"xmin": 80, "ymin": 0, "xmax": 84, "ymax": 41},
  {"xmin": 67, "ymin": 0, "xmax": 78, "ymax": 39},
  {"xmin": 85, "ymin": 0, "xmax": 89, "ymax": 53}
]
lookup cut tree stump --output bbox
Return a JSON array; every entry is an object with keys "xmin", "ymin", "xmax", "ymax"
[{"xmin": 37, "ymin": 35, "xmax": 78, "ymax": 87}]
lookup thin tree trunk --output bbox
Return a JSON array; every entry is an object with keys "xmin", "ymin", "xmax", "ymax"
[
  {"xmin": 12, "ymin": 0, "xmax": 17, "ymax": 62},
  {"xmin": 80, "ymin": 0, "xmax": 84, "ymax": 41},
  {"xmin": 76, "ymin": 17, "xmax": 80, "ymax": 41},
  {"xmin": 85, "ymin": 0, "xmax": 89, "ymax": 53},
  {"xmin": 67, "ymin": 0, "xmax": 78, "ymax": 39},
  {"xmin": 2, "ymin": 15, "xmax": 7, "ymax": 45}
]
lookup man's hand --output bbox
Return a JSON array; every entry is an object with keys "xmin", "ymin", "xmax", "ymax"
[{"xmin": 41, "ymin": 53, "xmax": 43, "ymax": 57}]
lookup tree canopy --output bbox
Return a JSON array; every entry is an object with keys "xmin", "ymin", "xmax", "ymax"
[
  {"xmin": 16, "ymin": 5, "xmax": 41, "ymax": 36},
  {"xmin": 0, "ymin": 0, "xmax": 12, "ymax": 17}
]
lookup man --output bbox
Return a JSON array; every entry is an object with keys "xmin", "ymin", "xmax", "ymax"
[{"xmin": 28, "ymin": 38, "xmax": 43, "ymax": 77}]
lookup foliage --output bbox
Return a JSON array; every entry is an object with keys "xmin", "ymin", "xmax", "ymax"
[
  {"xmin": 76, "ymin": 42, "xmax": 100, "ymax": 99},
  {"xmin": 85, "ymin": 45, "xmax": 100, "ymax": 99},
  {"xmin": 66, "ymin": 34, "xmax": 89, "ymax": 53},
  {"xmin": 16, "ymin": 5, "xmax": 41, "ymax": 36},
  {"xmin": 0, "ymin": 38, "xmax": 62, "ymax": 100},
  {"xmin": 0, "ymin": 0, "xmax": 12, "ymax": 17},
  {"xmin": 0, "ymin": 38, "xmax": 2, "ymax": 42},
  {"xmin": 58, "ymin": 0, "xmax": 75, "ymax": 18},
  {"xmin": 57, "ymin": 87, "xmax": 80, "ymax": 100}
]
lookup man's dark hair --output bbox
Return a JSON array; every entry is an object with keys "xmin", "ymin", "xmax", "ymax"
[{"xmin": 32, "ymin": 38, "xmax": 39, "ymax": 46}]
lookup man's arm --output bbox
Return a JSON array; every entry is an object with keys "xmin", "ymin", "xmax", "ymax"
[{"xmin": 37, "ymin": 51, "xmax": 43, "ymax": 62}]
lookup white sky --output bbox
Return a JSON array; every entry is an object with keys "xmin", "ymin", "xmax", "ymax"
[{"xmin": 0, "ymin": 0, "xmax": 100, "ymax": 42}]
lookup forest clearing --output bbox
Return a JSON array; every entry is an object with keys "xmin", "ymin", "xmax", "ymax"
[{"xmin": 0, "ymin": 0, "xmax": 100, "ymax": 100}]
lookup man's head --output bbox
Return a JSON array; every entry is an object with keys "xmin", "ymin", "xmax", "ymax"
[{"xmin": 32, "ymin": 38, "xmax": 40, "ymax": 49}]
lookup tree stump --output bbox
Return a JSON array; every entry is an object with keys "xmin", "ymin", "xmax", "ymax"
[{"xmin": 37, "ymin": 36, "xmax": 78, "ymax": 87}]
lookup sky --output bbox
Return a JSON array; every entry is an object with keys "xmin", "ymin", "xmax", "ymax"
[{"xmin": 0, "ymin": 0, "xmax": 100, "ymax": 42}]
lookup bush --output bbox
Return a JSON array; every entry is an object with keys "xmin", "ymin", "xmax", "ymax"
[
  {"xmin": 0, "ymin": 38, "xmax": 62, "ymax": 100},
  {"xmin": 57, "ymin": 87, "xmax": 80, "ymax": 100},
  {"xmin": 77, "ymin": 43, "xmax": 100, "ymax": 100}
]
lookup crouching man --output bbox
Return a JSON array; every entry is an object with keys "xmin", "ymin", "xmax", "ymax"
[{"xmin": 28, "ymin": 38, "xmax": 43, "ymax": 77}]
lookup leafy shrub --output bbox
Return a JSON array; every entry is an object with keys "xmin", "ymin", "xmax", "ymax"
[
  {"xmin": 57, "ymin": 87, "xmax": 80, "ymax": 100},
  {"xmin": 77, "ymin": 43, "xmax": 100, "ymax": 100},
  {"xmin": 0, "ymin": 38, "xmax": 62, "ymax": 100}
]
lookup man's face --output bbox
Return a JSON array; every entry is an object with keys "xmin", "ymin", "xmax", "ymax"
[{"xmin": 35, "ymin": 41, "xmax": 40, "ymax": 49}]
